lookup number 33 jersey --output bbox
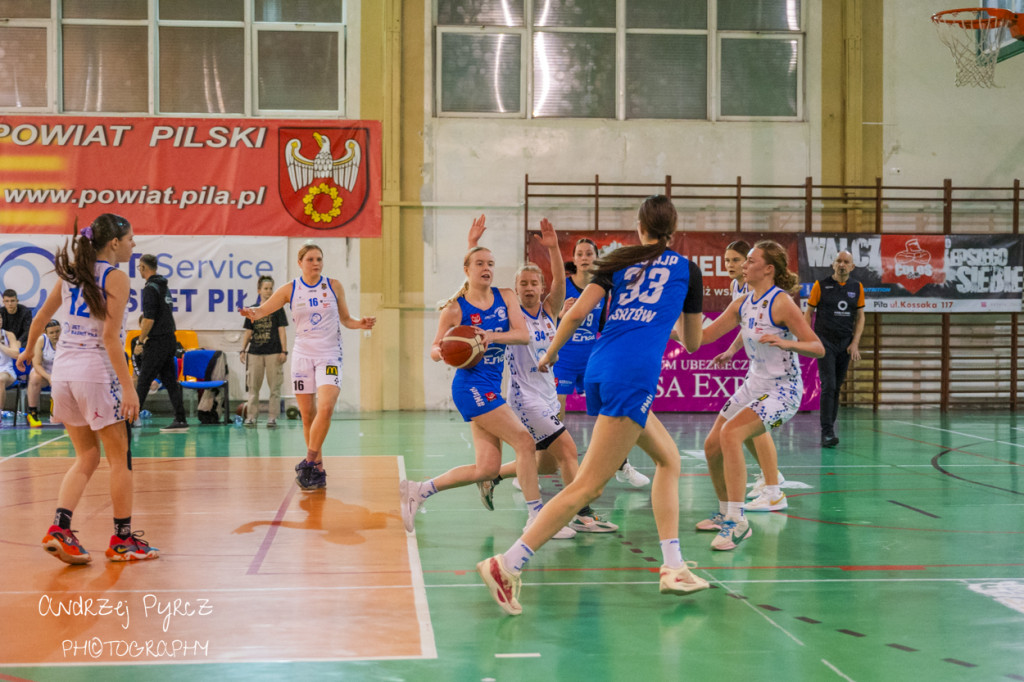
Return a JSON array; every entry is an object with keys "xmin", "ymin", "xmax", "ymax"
[
  {"xmin": 289, "ymin": 276, "xmax": 342, "ymax": 359},
  {"xmin": 586, "ymin": 249, "xmax": 702, "ymax": 394}
]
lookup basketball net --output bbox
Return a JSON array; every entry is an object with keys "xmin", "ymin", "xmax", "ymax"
[{"xmin": 932, "ymin": 8, "xmax": 1019, "ymax": 87}]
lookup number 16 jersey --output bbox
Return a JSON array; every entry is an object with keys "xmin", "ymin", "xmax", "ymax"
[{"xmin": 289, "ymin": 276, "xmax": 342, "ymax": 360}]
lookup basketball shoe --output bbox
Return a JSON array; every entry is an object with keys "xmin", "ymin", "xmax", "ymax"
[
  {"xmin": 615, "ymin": 461, "xmax": 650, "ymax": 488},
  {"xmin": 295, "ymin": 459, "xmax": 318, "ymax": 490},
  {"xmin": 524, "ymin": 515, "xmax": 576, "ymax": 539},
  {"xmin": 747, "ymin": 471, "xmax": 786, "ymax": 499},
  {"xmin": 476, "ymin": 555, "xmax": 523, "ymax": 615},
  {"xmin": 569, "ymin": 513, "xmax": 618, "ymax": 533},
  {"xmin": 695, "ymin": 511, "xmax": 725, "ymax": 532},
  {"xmin": 659, "ymin": 562, "xmax": 710, "ymax": 595},
  {"xmin": 745, "ymin": 490, "xmax": 788, "ymax": 512},
  {"xmin": 711, "ymin": 517, "xmax": 752, "ymax": 551},
  {"xmin": 106, "ymin": 531, "xmax": 159, "ymax": 561},
  {"xmin": 42, "ymin": 526, "xmax": 91, "ymax": 565},
  {"xmin": 477, "ymin": 480, "xmax": 496, "ymax": 511},
  {"xmin": 399, "ymin": 479, "xmax": 423, "ymax": 532}
]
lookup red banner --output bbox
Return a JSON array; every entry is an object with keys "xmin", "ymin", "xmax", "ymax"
[{"xmin": 0, "ymin": 116, "xmax": 382, "ymax": 237}]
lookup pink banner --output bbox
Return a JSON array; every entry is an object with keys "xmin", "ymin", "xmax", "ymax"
[{"xmin": 566, "ymin": 313, "xmax": 821, "ymax": 413}]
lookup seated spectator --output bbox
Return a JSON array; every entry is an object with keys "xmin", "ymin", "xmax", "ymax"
[{"xmin": 2, "ymin": 289, "xmax": 32, "ymax": 347}]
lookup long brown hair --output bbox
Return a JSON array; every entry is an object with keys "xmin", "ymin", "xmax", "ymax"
[
  {"xmin": 752, "ymin": 240, "xmax": 799, "ymax": 292},
  {"xmin": 439, "ymin": 246, "xmax": 490, "ymax": 310},
  {"xmin": 591, "ymin": 195, "xmax": 677, "ymax": 284},
  {"xmin": 53, "ymin": 214, "xmax": 131, "ymax": 320}
]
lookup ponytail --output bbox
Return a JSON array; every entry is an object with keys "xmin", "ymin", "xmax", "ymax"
[
  {"xmin": 591, "ymin": 195, "xmax": 677, "ymax": 284},
  {"xmin": 438, "ymin": 246, "xmax": 489, "ymax": 310},
  {"xmin": 53, "ymin": 214, "xmax": 131, "ymax": 320},
  {"xmin": 752, "ymin": 240, "xmax": 799, "ymax": 293}
]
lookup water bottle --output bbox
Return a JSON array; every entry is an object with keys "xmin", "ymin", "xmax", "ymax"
[
  {"xmin": 140, "ymin": 409, "xmax": 152, "ymax": 420},
  {"xmin": 1, "ymin": 410, "xmax": 13, "ymax": 424},
  {"xmin": 233, "ymin": 414, "xmax": 243, "ymax": 427}
]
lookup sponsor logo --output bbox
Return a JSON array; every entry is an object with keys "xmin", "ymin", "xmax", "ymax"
[
  {"xmin": 881, "ymin": 235, "xmax": 945, "ymax": 294},
  {"xmin": 310, "ymin": 312, "xmax": 322, "ymax": 325},
  {"xmin": 485, "ymin": 392, "xmax": 497, "ymax": 402},
  {"xmin": 470, "ymin": 313, "xmax": 482, "ymax": 325},
  {"xmin": 325, "ymin": 365, "xmax": 338, "ymax": 376},
  {"xmin": 470, "ymin": 387, "xmax": 485, "ymax": 407}
]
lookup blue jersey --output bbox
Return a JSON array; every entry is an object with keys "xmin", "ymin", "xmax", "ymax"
[
  {"xmin": 454, "ymin": 287, "xmax": 509, "ymax": 389},
  {"xmin": 586, "ymin": 249, "xmax": 702, "ymax": 394},
  {"xmin": 556, "ymin": 276, "xmax": 605, "ymax": 368}
]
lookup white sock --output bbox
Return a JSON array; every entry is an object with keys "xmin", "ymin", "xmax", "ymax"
[
  {"xmin": 718, "ymin": 500, "xmax": 728, "ymax": 516},
  {"xmin": 726, "ymin": 501, "xmax": 745, "ymax": 519},
  {"xmin": 420, "ymin": 479, "xmax": 438, "ymax": 500},
  {"xmin": 764, "ymin": 484, "xmax": 781, "ymax": 499},
  {"xmin": 502, "ymin": 539, "xmax": 534, "ymax": 574},
  {"xmin": 525, "ymin": 498, "xmax": 543, "ymax": 519},
  {"xmin": 660, "ymin": 539, "xmax": 683, "ymax": 568}
]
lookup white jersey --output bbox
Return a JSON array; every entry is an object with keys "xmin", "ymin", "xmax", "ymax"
[
  {"xmin": 0, "ymin": 329, "xmax": 14, "ymax": 376},
  {"xmin": 52, "ymin": 260, "xmax": 127, "ymax": 384},
  {"xmin": 738, "ymin": 286, "xmax": 802, "ymax": 390},
  {"xmin": 40, "ymin": 334, "xmax": 57, "ymax": 373},
  {"xmin": 289, "ymin": 276, "xmax": 343, "ymax": 360},
  {"xmin": 730, "ymin": 279, "xmax": 749, "ymax": 301},
  {"xmin": 507, "ymin": 306, "xmax": 559, "ymax": 414}
]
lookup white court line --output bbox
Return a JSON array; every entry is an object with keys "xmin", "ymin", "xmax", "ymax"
[
  {"xmin": 423, "ymin": 576, "xmax": 1024, "ymax": 588},
  {"xmin": 681, "ymin": 449, "xmax": 706, "ymax": 460},
  {"xmin": 892, "ymin": 420, "xmax": 1024, "ymax": 450},
  {"xmin": 822, "ymin": 659, "xmax": 856, "ymax": 681},
  {"xmin": 2, "ymin": 433, "xmax": 68, "ymax": 462},
  {"xmin": 399, "ymin": 456, "xmax": 438, "ymax": 660},
  {"xmin": 495, "ymin": 653, "xmax": 541, "ymax": 658},
  {"xmin": 703, "ymin": 572, "xmax": 805, "ymax": 646}
]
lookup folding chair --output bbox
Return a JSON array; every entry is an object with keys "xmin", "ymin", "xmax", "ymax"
[{"xmin": 180, "ymin": 349, "xmax": 230, "ymax": 425}]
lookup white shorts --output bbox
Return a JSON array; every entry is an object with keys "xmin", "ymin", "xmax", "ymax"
[
  {"xmin": 51, "ymin": 379, "xmax": 125, "ymax": 431},
  {"xmin": 291, "ymin": 355, "xmax": 342, "ymax": 394},
  {"xmin": 720, "ymin": 379, "xmax": 801, "ymax": 432},
  {"xmin": 511, "ymin": 399, "xmax": 565, "ymax": 447}
]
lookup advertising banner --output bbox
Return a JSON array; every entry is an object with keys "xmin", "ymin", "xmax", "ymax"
[
  {"xmin": 0, "ymin": 235, "xmax": 288, "ymax": 330},
  {"xmin": 799, "ymin": 233, "xmax": 1024, "ymax": 312},
  {"xmin": 526, "ymin": 229, "xmax": 819, "ymax": 412},
  {"xmin": 0, "ymin": 116, "xmax": 382, "ymax": 237}
]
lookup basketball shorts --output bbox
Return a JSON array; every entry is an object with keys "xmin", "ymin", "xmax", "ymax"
[
  {"xmin": 719, "ymin": 379, "xmax": 801, "ymax": 431},
  {"xmin": 553, "ymin": 354, "xmax": 589, "ymax": 396},
  {"xmin": 452, "ymin": 375, "xmax": 505, "ymax": 422},
  {"xmin": 51, "ymin": 379, "xmax": 125, "ymax": 431},
  {"xmin": 584, "ymin": 380, "xmax": 655, "ymax": 429},
  {"xmin": 291, "ymin": 355, "xmax": 343, "ymax": 394},
  {"xmin": 511, "ymin": 399, "xmax": 566, "ymax": 448}
]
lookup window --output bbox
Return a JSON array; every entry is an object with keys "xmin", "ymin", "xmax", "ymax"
[
  {"xmin": 435, "ymin": 0, "xmax": 804, "ymax": 120},
  {"xmin": 0, "ymin": 0, "xmax": 347, "ymax": 115}
]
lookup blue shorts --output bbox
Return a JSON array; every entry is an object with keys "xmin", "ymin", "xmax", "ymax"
[
  {"xmin": 452, "ymin": 377, "xmax": 505, "ymax": 422},
  {"xmin": 553, "ymin": 358, "xmax": 588, "ymax": 396},
  {"xmin": 584, "ymin": 381, "xmax": 655, "ymax": 429}
]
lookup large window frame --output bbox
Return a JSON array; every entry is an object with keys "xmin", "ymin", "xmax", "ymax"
[
  {"xmin": 435, "ymin": 1, "xmax": 805, "ymax": 121},
  {"xmin": 0, "ymin": 0, "xmax": 348, "ymax": 116}
]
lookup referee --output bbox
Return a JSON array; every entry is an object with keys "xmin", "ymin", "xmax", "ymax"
[
  {"xmin": 803, "ymin": 251, "xmax": 864, "ymax": 448},
  {"xmin": 135, "ymin": 254, "xmax": 188, "ymax": 433}
]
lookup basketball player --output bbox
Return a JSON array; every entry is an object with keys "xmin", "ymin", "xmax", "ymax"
[
  {"xmin": 26, "ymin": 319, "xmax": 61, "ymax": 427},
  {"xmin": 708, "ymin": 240, "xmax": 787, "ymax": 511},
  {"xmin": 19, "ymin": 214, "xmax": 158, "ymax": 564},
  {"xmin": 477, "ymin": 195, "xmax": 710, "ymax": 615},
  {"xmin": 698, "ymin": 241, "xmax": 824, "ymax": 552},
  {"xmin": 475, "ymin": 218, "xmax": 617, "ymax": 534},
  {"xmin": 555, "ymin": 237, "xmax": 650, "ymax": 489},
  {"xmin": 240, "ymin": 242, "xmax": 376, "ymax": 490},
  {"xmin": 400, "ymin": 216, "xmax": 572, "ymax": 538}
]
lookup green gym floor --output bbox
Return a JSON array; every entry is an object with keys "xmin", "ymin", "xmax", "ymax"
[{"xmin": 1, "ymin": 409, "xmax": 1023, "ymax": 681}]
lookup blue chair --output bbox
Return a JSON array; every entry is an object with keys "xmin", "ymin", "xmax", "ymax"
[{"xmin": 179, "ymin": 349, "xmax": 230, "ymax": 425}]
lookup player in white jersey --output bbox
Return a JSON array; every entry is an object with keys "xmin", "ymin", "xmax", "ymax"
[
  {"xmin": 477, "ymin": 219, "xmax": 617, "ymax": 534},
  {"xmin": 19, "ymin": 214, "xmax": 158, "ymax": 564},
  {"xmin": 0, "ymin": 326, "xmax": 15, "ymax": 395},
  {"xmin": 26, "ymin": 318, "xmax": 61, "ymax": 426},
  {"xmin": 240, "ymin": 242, "xmax": 376, "ymax": 491},
  {"xmin": 708, "ymin": 240, "xmax": 786, "ymax": 513},
  {"xmin": 698, "ymin": 241, "xmax": 823, "ymax": 552}
]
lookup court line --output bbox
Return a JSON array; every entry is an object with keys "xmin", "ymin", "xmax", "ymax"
[
  {"xmin": 1, "ymin": 434, "xmax": 69, "ymax": 462},
  {"xmin": 821, "ymin": 659, "xmax": 856, "ymax": 681},
  {"xmin": 400, "ymin": 456, "xmax": 438, "ymax": 660},
  {"xmin": 495, "ymin": 653, "xmax": 541, "ymax": 658},
  {"xmin": 422, "ymin": 576, "xmax": 1024, "ymax": 587},
  {"xmin": 888, "ymin": 500, "xmax": 940, "ymax": 518},
  {"xmin": 703, "ymin": 574, "xmax": 805, "ymax": 646},
  {"xmin": 246, "ymin": 483, "xmax": 298, "ymax": 575},
  {"xmin": 892, "ymin": 420, "xmax": 1024, "ymax": 450}
]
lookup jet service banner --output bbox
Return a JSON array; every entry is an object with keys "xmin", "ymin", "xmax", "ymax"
[{"xmin": 0, "ymin": 116, "xmax": 382, "ymax": 237}]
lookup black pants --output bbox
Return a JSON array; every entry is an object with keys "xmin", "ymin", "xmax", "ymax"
[
  {"xmin": 816, "ymin": 336, "xmax": 852, "ymax": 432},
  {"xmin": 135, "ymin": 335, "xmax": 185, "ymax": 421}
]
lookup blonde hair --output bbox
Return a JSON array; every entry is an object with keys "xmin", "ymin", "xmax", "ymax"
[
  {"xmin": 297, "ymin": 242, "xmax": 322, "ymax": 261},
  {"xmin": 514, "ymin": 262, "xmax": 545, "ymax": 287},
  {"xmin": 438, "ymin": 246, "xmax": 490, "ymax": 310}
]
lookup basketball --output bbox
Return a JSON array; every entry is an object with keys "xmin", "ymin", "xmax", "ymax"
[{"xmin": 440, "ymin": 325, "xmax": 485, "ymax": 369}]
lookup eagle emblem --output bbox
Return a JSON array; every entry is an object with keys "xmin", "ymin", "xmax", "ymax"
[{"xmin": 278, "ymin": 126, "xmax": 371, "ymax": 231}]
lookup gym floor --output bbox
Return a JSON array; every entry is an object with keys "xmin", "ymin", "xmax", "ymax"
[{"xmin": 1, "ymin": 408, "xmax": 1022, "ymax": 681}]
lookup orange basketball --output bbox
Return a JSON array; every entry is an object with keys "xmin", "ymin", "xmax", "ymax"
[{"xmin": 440, "ymin": 325, "xmax": 485, "ymax": 369}]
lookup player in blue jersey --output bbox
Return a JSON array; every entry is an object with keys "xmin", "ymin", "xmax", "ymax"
[
  {"xmin": 400, "ymin": 216, "xmax": 551, "ymax": 536},
  {"xmin": 556, "ymin": 238, "xmax": 650, "ymax": 489},
  {"xmin": 476, "ymin": 195, "xmax": 711, "ymax": 615},
  {"xmin": 698, "ymin": 241, "xmax": 823, "ymax": 552}
]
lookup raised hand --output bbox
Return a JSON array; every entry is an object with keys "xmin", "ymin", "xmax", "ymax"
[{"xmin": 467, "ymin": 214, "xmax": 487, "ymax": 248}]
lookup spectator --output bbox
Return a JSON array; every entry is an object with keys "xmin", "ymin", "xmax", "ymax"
[
  {"xmin": 2, "ymin": 289, "xmax": 32, "ymax": 347},
  {"xmin": 240, "ymin": 275, "xmax": 288, "ymax": 428}
]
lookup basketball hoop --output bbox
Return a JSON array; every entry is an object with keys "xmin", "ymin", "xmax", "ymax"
[{"xmin": 931, "ymin": 8, "xmax": 1024, "ymax": 87}]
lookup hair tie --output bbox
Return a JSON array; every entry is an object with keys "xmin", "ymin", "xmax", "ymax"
[{"xmin": 81, "ymin": 226, "xmax": 94, "ymax": 240}]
